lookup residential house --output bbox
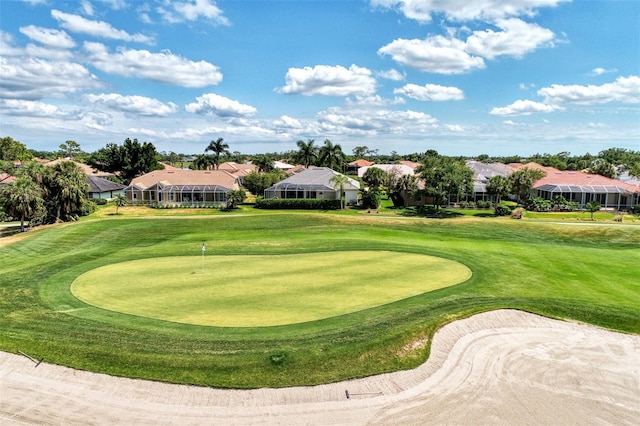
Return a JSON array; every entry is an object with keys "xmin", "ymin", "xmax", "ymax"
[
  {"xmin": 264, "ymin": 167, "xmax": 360, "ymax": 205},
  {"xmin": 87, "ymin": 175, "xmax": 126, "ymax": 200},
  {"xmin": 357, "ymin": 164, "xmax": 415, "ymax": 178},
  {"xmin": 126, "ymin": 169, "xmax": 240, "ymax": 206},
  {"xmin": 466, "ymin": 160, "xmax": 513, "ymax": 203}
]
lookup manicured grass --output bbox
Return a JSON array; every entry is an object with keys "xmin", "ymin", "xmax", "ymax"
[
  {"xmin": 71, "ymin": 252, "xmax": 470, "ymax": 327},
  {"xmin": 1, "ymin": 213, "xmax": 638, "ymax": 388}
]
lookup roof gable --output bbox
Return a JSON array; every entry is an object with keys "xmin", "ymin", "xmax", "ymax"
[
  {"xmin": 270, "ymin": 167, "xmax": 359, "ymax": 190},
  {"xmin": 129, "ymin": 169, "xmax": 239, "ymax": 190}
]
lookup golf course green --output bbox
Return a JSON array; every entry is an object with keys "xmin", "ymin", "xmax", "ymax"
[
  {"xmin": 1, "ymin": 212, "xmax": 639, "ymax": 388},
  {"xmin": 71, "ymin": 252, "xmax": 471, "ymax": 326}
]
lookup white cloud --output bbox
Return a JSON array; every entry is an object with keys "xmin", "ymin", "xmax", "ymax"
[
  {"xmin": 346, "ymin": 94, "xmax": 405, "ymax": 106},
  {"xmin": 377, "ymin": 68, "xmax": 406, "ymax": 81},
  {"xmin": 370, "ymin": 0, "xmax": 570, "ymax": 23},
  {"xmin": 0, "ymin": 56, "xmax": 102, "ymax": 100},
  {"xmin": 379, "ymin": 35, "xmax": 485, "ymax": 74},
  {"xmin": 83, "ymin": 42, "xmax": 223, "ymax": 88},
  {"xmin": 317, "ymin": 106, "xmax": 439, "ymax": 135},
  {"xmin": 394, "ymin": 83, "xmax": 464, "ymax": 101},
  {"xmin": 538, "ymin": 76, "xmax": 640, "ymax": 105},
  {"xmin": 81, "ymin": 1, "xmax": 95, "ymax": 16},
  {"xmin": 51, "ymin": 10, "xmax": 154, "ymax": 44},
  {"xmin": 19, "ymin": 26, "xmax": 76, "ymax": 49},
  {"xmin": 85, "ymin": 93, "xmax": 178, "ymax": 116},
  {"xmin": 185, "ymin": 93, "xmax": 256, "ymax": 117},
  {"xmin": 465, "ymin": 18, "xmax": 555, "ymax": 59},
  {"xmin": 0, "ymin": 99, "xmax": 62, "ymax": 117},
  {"xmin": 590, "ymin": 67, "xmax": 617, "ymax": 76},
  {"xmin": 490, "ymin": 99, "xmax": 564, "ymax": 115},
  {"xmin": 158, "ymin": 0, "xmax": 229, "ymax": 25},
  {"xmin": 272, "ymin": 115, "xmax": 304, "ymax": 131},
  {"xmin": 277, "ymin": 64, "xmax": 377, "ymax": 96}
]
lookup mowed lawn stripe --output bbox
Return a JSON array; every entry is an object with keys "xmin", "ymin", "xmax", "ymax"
[{"xmin": 71, "ymin": 251, "xmax": 471, "ymax": 327}]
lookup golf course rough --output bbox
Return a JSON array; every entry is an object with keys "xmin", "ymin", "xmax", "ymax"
[{"xmin": 71, "ymin": 251, "xmax": 471, "ymax": 327}]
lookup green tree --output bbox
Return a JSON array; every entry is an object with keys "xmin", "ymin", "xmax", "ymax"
[
  {"xmin": 486, "ymin": 175, "xmax": 511, "ymax": 204},
  {"xmin": 295, "ymin": 139, "xmax": 318, "ymax": 167},
  {"xmin": 88, "ymin": 138, "xmax": 161, "ymax": 184},
  {"xmin": 191, "ymin": 154, "xmax": 214, "ymax": 170},
  {"xmin": 58, "ymin": 140, "xmax": 82, "ymax": 159},
  {"xmin": 0, "ymin": 136, "xmax": 33, "ymax": 161},
  {"xmin": 629, "ymin": 162, "xmax": 640, "ymax": 179},
  {"xmin": 417, "ymin": 155, "xmax": 474, "ymax": 210},
  {"xmin": 588, "ymin": 160, "xmax": 616, "ymax": 179},
  {"xmin": 252, "ymin": 154, "xmax": 275, "ymax": 173},
  {"xmin": 329, "ymin": 173, "xmax": 351, "ymax": 209},
  {"xmin": 243, "ymin": 170, "xmax": 283, "ymax": 197},
  {"xmin": 205, "ymin": 138, "xmax": 229, "ymax": 170},
  {"xmin": 586, "ymin": 200, "xmax": 600, "ymax": 221},
  {"xmin": 114, "ymin": 194, "xmax": 127, "ymax": 214},
  {"xmin": 352, "ymin": 145, "xmax": 369, "ymax": 159},
  {"xmin": 318, "ymin": 139, "xmax": 345, "ymax": 171},
  {"xmin": 388, "ymin": 174, "xmax": 418, "ymax": 207},
  {"xmin": 47, "ymin": 161, "xmax": 89, "ymax": 222},
  {"xmin": 361, "ymin": 167, "xmax": 385, "ymax": 189},
  {"xmin": 225, "ymin": 189, "xmax": 246, "ymax": 209},
  {"xmin": 508, "ymin": 167, "xmax": 546, "ymax": 205},
  {"xmin": 0, "ymin": 176, "xmax": 43, "ymax": 231}
]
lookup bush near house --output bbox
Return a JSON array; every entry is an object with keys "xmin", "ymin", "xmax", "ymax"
[{"xmin": 254, "ymin": 198, "xmax": 341, "ymax": 210}]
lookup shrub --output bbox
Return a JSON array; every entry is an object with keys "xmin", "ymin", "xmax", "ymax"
[
  {"xmin": 94, "ymin": 198, "xmax": 108, "ymax": 205},
  {"xmin": 254, "ymin": 198, "xmax": 341, "ymax": 210},
  {"xmin": 511, "ymin": 207, "xmax": 525, "ymax": 219},
  {"xmin": 80, "ymin": 200, "xmax": 97, "ymax": 216},
  {"xmin": 630, "ymin": 206, "xmax": 640, "ymax": 216},
  {"xmin": 494, "ymin": 204, "xmax": 511, "ymax": 216}
]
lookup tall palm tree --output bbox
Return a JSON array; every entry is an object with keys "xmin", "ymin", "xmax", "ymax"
[
  {"xmin": 329, "ymin": 173, "xmax": 351, "ymax": 209},
  {"xmin": 318, "ymin": 139, "xmax": 345, "ymax": 171},
  {"xmin": 205, "ymin": 138, "xmax": 229, "ymax": 170},
  {"xmin": 1, "ymin": 176, "xmax": 43, "ymax": 231},
  {"xmin": 50, "ymin": 161, "xmax": 89, "ymax": 222},
  {"xmin": 295, "ymin": 139, "xmax": 318, "ymax": 168}
]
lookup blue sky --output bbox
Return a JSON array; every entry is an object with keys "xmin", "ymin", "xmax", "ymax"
[{"xmin": 1, "ymin": 0, "xmax": 638, "ymax": 157}]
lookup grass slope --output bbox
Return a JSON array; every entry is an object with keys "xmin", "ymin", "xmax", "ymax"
[{"xmin": 1, "ymin": 213, "xmax": 639, "ymax": 388}]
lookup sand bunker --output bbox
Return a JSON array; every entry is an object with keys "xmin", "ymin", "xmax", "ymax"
[{"xmin": 1, "ymin": 309, "xmax": 638, "ymax": 425}]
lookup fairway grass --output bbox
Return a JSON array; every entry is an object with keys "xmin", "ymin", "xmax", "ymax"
[
  {"xmin": 71, "ymin": 252, "xmax": 471, "ymax": 326},
  {"xmin": 1, "ymin": 213, "xmax": 639, "ymax": 388}
]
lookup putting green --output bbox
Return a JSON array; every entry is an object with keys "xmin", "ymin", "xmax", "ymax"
[{"xmin": 71, "ymin": 251, "xmax": 471, "ymax": 327}]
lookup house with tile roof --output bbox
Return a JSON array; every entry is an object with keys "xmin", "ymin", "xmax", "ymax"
[
  {"xmin": 126, "ymin": 169, "xmax": 240, "ymax": 206},
  {"xmin": 264, "ymin": 167, "xmax": 360, "ymax": 205}
]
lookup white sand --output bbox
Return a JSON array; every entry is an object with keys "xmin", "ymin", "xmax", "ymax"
[{"xmin": 1, "ymin": 309, "xmax": 638, "ymax": 425}]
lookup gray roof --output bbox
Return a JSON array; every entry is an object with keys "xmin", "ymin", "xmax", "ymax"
[
  {"xmin": 466, "ymin": 160, "xmax": 513, "ymax": 182},
  {"xmin": 87, "ymin": 175, "xmax": 126, "ymax": 193},
  {"xmin": 267, "ymin": 167, "xmax": 360, "ymax": 191}
]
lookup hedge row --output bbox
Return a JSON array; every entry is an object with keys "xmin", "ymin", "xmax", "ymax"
[{"xmin": 254, "ymin": 198, "xmax": 341, "ymax": 210}]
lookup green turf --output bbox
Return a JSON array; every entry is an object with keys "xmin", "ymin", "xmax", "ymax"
[
  {"xmin": 71, "ymin": 252, "xmax": 470, "ymax": 326},
  {"xmin": 1, "ymin": 213, "xmax": 638, "ymax": 388}
]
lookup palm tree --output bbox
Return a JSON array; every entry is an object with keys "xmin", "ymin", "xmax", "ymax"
[
  {"xmin": 486, "ymin": 175, "xmax": 511, "ymax": 204},
  {"xmin": 329, "ymin": 173, "xmax": 351, "ymax": 209},
  {"xmin": 50, "ymin": 161, "xmax": 89, "ymax": 222},
  {"xmin": 191, "ymin": 154, "xmax": 213, "ymax": 170},
  {"xmin": 586, "ymin": 200, "xmax": 600, "ymax": 221},
  {"xmin": 205, "ymin": 138, "xmax": 229, "ymax": 170},
  {"xmin": 295, "ymin": 139, "xmax": 318, "ymax": 167},
  {"xmin": 0, "ymin": 176, "xmax": 43, "ymax": 231},
  {"xmin": 252, "ymin": 154, "xmax": 275, "ymax": 173},
  {"xmin": 114, "ymin": 194, "xmax": 127, "ymax": 214},
  {"xmin": 318, "ymin": 139, "xmax": 345, "ymax": 171}
]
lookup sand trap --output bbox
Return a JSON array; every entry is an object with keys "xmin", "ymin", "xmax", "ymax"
[{"xmin": 1, "ymin": 310, "xmax": 638, "ymax": 425}]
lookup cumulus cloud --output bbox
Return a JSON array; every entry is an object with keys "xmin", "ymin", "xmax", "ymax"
[
  {"xmin": 377, "ymin": 68, "xmax": 406, "ymax": 81},
  {"xmin": 83, "ymin": 42, "xmax": 223, "ymax": 88},
  {"xmin": 185, "ymin": 93, "xmax": 256, "ymax": 117},
  {"xmin": 538, "ymin": 76, "xmax": 640, "ymax": 105},
  {"xmin": 51, "ymin": 10, "xmax": 154, "ymax": 44},
  {"xmin": 19, "ymin": 26, "xmax": 76, "ymax": 49},
  {"xmin": 158, "ymin": 0, "xmax": 229, "ymax": 25},
  {"xmin": 0, "ymin": 99, "xmax": 62, "ymax": 117},
  {"xmin": 85, "ymin": 93, "xmax": 178, "ymax": 116},
  {"xmin": 0, "ymin": 56, "xmax": 102, "ymax": 100},
  {"xmin": 465, "ymin": 18, "xmax": 555, "ymax": 59},
  {"xmin": 317, "ymin": 106, "xmax": 439, "ymax": 135},
  {"xmin": 277, "ymin": 64, "xmax": 376, "ymax": 96},
  {"xmin": 590, "ymin": 67, "xmax": 617, "ymax": 76},
  {"xmin": 370, "ymin": 0, "xmax": 570, "ymax": 23},
  {"xmin": 490, "ymin": 99, "xmax": 564, "ymax": 115},
  {"xmin": 394, "ymin": 83, "xmax": 464, "ymax": 101},
  {"xmin": 378, "ymin": 35, "xmax": 485, "ymax": 74},
  {"xmin": 345, "ymin": 94, "xmax": 405, "ymax": 106}
]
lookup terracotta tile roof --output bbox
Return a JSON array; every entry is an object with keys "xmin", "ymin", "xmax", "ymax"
[
  {"xmin": 129, "ymin": 169, "xmax": 239, "ymax": 190},
  {"xmin": 0, "ymin": 172, "xmax": 16, "ymax": 185},
  {"xmin": 399, "ymin": 160, "xmax": 421, "ymax": 170},
  {"xmin": 218, "ymin": 162, "xmax": 259, "ymax": 177},
  {"xmin": 348, "ymin": 159, "xmax": 374, "ymax": 167}
]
